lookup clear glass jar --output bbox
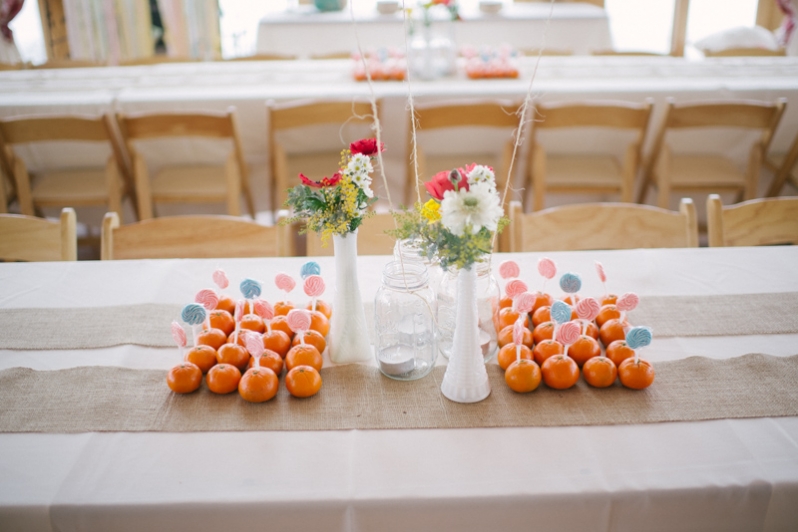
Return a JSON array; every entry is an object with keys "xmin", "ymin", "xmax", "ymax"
[
  {"xmin": 437, "ymin": 258, "xmax": 500, "ymax": 362},
  {"xmin": 373, "ymin": 261, "xmax": 437, "ymax": 380},
  {"xmin": 393, "ymin": 238, "xmax": 443, "ymax": 294}
]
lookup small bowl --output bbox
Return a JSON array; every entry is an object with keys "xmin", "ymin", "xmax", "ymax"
[
  {"xmin": 376, "ymin": 0, "xmax": 399, "ymax": 15},
  {"xmin": 479, "ymin": 0, "xmax": 503, "ymax": 14}
]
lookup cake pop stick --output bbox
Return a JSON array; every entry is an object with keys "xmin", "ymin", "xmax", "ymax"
[
  {"xmin": 559, "ymin": 272, "xmax": 582, "ymax": 303},
  {"xmin": 556, "ymin": 321, "xmax": 581, "ymax": 359},
  {"xmin": 594, "ymin": 261, "xmax": 608, "ymax": 298},
  {"xmin": 171, "ymin": 321, "xmax": 187, "ymax": 360},
  {"xmin": 625, "ymin": 326, "xmax": 653, "ymax": 362},
  {"xmin": 303, "ymin": 275, "xmax": 326, "ymax": 313},
  {"xmin": 245, "ymin": 331, "xmax": 265, "ymax": 369},
  {"xmin": 575, "ymin": 297, "xmax": 600, "ymax": 335},
  {"xmin": 181, "ymin": 303, "xmax": 206, "ymax": 346},
  {"xmin": 300, "ymin": 261, "xmax": 321, "ymax": 280},
  {"xmin": 286, "ymin": 309, "xmax": 312, "ymax": 345},
  {"xmin": 512, "ymin": 319, "xmax": 525, "ymax": 362},
  {"xmin": 233, "ymin": 299, "xmax": 245, "ymax": 343},
  {"xmin": 616, "ymin": 292, "xmax": 640, "ymax": 328},
  {"xmin": 538, "ymin": 257, "xmax": 556, "ymax": 291}
]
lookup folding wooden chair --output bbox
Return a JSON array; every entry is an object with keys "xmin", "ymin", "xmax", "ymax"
[
  {"xmin": 765, "ymin": 129, "xmax": 798, "ymax": 197},
  {"xmin": 706, "ymin": 194, "xmax": 798, "ymax": 247},
  {"xmin": 0, "ymin": 207, "xmax": 76, "ymax": 261},
  {"xmin": 525, "ymin": 100, "xmax": 653, "ymax": 211},
  {"xmin": 101, "ymin": 212, "xmax": 292, "ymax": 259},
  {"xmin": 117, "ymin": 107, "xmax": 255, "ymax": 220},
  {"xmin": 508, "ymin": 198, "xmax": 698, "ymax": 251}
]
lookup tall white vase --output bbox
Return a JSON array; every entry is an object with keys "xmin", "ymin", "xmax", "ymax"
[
  {"xmin": 329, "ymin": 231, "xmax": 373, "ymax": 364},
  {"xmin": 440, "ymin": 265, "xmax": 491, "ymax": 403}
]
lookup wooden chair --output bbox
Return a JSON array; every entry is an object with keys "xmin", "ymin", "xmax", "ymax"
[
  {"xmin": 101, "ymin": 211, "xmax": 293, "ymax": 259},
  {"xmin": 520, "ymin": 48, "xmax": 573, "ymax": 56},
  {"xmin": 0, "ymin": 114, "xmax": 129, "ymax": 218},
  {"xmin": 703, "ymin": 47, "xmax": 786, "ymax": 57},
  {"xmin": 32, "ymin": 59, "xmax": 106, "ymax": 69},
  {"xmin": 227, "ymin": 53, "xmax": 297, "ymax": 61},
  {"xmin": 0, "ymin": 62, "xmax": 24, "ymax": 70},
  {"xmin": 766, "ymin": 129, "xmax": 798, "ymax": 197},
  {"xmin": 306, "ymin": 212, "xmax": 397, "ymax": 256},
  {"xmin": 407, "ymin": 101, "xmax": 521, "ymax": 206},
  {"xmin": 0, "ymin": 207, "xmax": 77, "ymax": 261},
  {"xmin": 310, "ymin": 52, "xmax": 352, "ymax": 60},
  {"xmin": 268, "ymin": 100, "xmax": 377, "ymax": 213},
  {"xmin": 706, "ymin": 194, "xmax": 798, "ymax": 247},
  {"xmin": 118, "ymin": 56, "xmax": 197, "ymax": 66},
  {"xmin": 525, "ymin": 100, "xmax": 653, "ymax": 211},
  {"xmin": 638, "ymin": 98, "xmax": 787, "ymax": 208},
  {"xmin": 116, "ymin": 108, "xmax": 255, "ymax": 220},
  {"xmin": 508, "ymin": 198, "xmax": 698, "ymax": 251},
  {"xmin": 591, "ymin": 50, "xmax": 666, "ymax": 56}
]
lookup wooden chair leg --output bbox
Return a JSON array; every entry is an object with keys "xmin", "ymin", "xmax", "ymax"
[
  {"xmin": 105, "ymin": 157, "xmax": 123, "ymax": 219},
  {"xmin": 744, "ymin": 144, "xmax": 761, "ymax": 201},
  {"xmin": 240, "ymin": 161, "xmax": 256, "ymax": 218},
  {"xmin": 655, "ymin": 145, "xmax": 671, "ymax": 209},
  {"xmin": 621, "ymin": 144, "xmax": 637, "ymax": 203},
  {"xmin": 12, "ymin": 157, "xmax": 35, "ymax": 216},
  {"xmin": 225, "ymin": 153, "xmax": 242, "ymax": 217},
  {"xmin": 532, "ymin": 144, "xmax": 546, "ymax": 212},
  {"xmin": 706, "ymin": 194, "xmax": 725, "ymax": 247},
  {"xmin": 133, "ymin": 153, "xmax": 153, "ymax": 220}
]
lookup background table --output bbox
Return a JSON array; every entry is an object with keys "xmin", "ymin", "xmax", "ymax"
[
  {"xmin": 0, "ymin": 246, "xmax": 797, "ymax": 531},
  {"xmin": 256, "ymin": 2, "xmax": 613, "ymax": 57}
]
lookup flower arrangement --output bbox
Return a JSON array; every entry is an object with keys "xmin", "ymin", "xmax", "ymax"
[
  {"xmin": 285, "ymin": 139, "xmax": 384, "ymax": 245},
  {"xmin": 392, "ymin": 164, "xmax": 505, "ymax": 269}
]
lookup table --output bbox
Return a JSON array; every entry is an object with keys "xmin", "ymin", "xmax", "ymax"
[
  {"xmin": 1, "ymin": 246, "xmax": 797, "ymax": 531},
  {"xmin": 256, "ymin": 2, "xmax": 613, "ymax": 58}
]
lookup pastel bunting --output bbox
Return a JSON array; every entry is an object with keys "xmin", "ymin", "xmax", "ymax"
[
  {"xmin": 498, "ymin": 260, "xmax": 520, "ymax": 280},
  {"xmin": 559, "ymin": 272, "xmax": 582, "ymax": 294},
  {"xmin": 538, "ymin": 257, "xmax": 556, "ymax": 280},
  {"xmin": 212, "ymin": 269, "xmax": 229, "ymax": 290},
  {"xmin": 303, "ymin": 275, "xmax": 326, "ymax": 298},
  {"xmin": 245, "ymin": 332, "xmax": 265, "ymax": 358},
  {"xmin": 275, "ymin": 273, "xmax": 296, "ymax": 294},
  {"xmin": 515, "ymin": 292, "xmax": 536, "ymax": 314},
  {"xmin": 171, "ymin": 321, "xmax": 186, "ymax": 348},
  {"xmin": 300, "ymin": 261, "xmax": 321, "ymax": 279},
  {"xmin": 253, "ymin": 299, "xmax": 274, "ymax": 321},
  {"xmin": 616, "ymin": 292, "xmax": 640, "ymax": 312},
  {"xmin": 240, "ymin": 278, "xmax": 262, "ymax": 300},
  {"xmin": 194, "ymin": 289, "xmax": 218, "ymax": 311},
  {"xmin": 556, "ymin": 321, "xmax": 581, "ymax": 346},
  {"xmin": 595, "ymin": 261, "xmax": 607, "ymax": 284},
  {"xmin": 505, "ymin": 279, "xmax": 528, "ymax": 299},
  {"xmin": 575, "ymin": 297, "xmax": 601, "ymax": 321},
  {"xmin": 286, "ymin": 309, "xmax": 311, "ymax": 333},
  {"xmin": 626, "ymin": 326, "xmax": 653, "ymax": 349},
  {"xmin": 181, "ymin": 303, "xmax": 206, "ymax": 326},
  {"xmin": 550, "ymin": 300, "xmax": 572, "ymax": 325}
]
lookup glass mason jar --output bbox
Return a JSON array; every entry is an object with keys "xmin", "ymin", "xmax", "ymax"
[
  {"xmin": 393, "ymin": 238, "xmax": 443, "ymax": 294},
  {"xmin": 437, "ymin": 258, "xmax": 500, "ymax": 362},
  {"xmin": 407, "ymin": 5, "xmax": 457, "ymax": 80},
  {"xmin": 374, "ymin": 261, "xmax": 437, "ymax": 380}
]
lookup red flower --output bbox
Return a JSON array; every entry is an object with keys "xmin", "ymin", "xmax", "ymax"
[
  {"xmin": 299, "ymin": 172, "xmax": 342, "ymax": 188},
  {"xmin": 349, "ymin": 138, "xmax": 385, "ymax": 156},
  {"xmin": 424, "ymin": 168, "xmax": 468, "ymax": 201}
]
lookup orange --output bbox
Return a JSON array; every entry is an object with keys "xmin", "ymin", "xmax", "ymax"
[
  {"xmin": 292, "ymin": 329, "xmax": 327, "ymax": 354},
  {"xmin": 270, "ymin": 315, "xmax": 294, "ymax": 339},
  {"xmin": 216, "ymin": 295, "xmax": 237, "ymax": 315},
  {"xmin": 531, "ymin": 306, "xmax": 551, "ymax": 327},
  {"xmin": 185, "ymin": 345, "xmax": 217, "ymax": 374},
  {"xmin": 583, "ymin": 356, "xmax": 618, "ymax": 388},
  {"xmin": 285, "ymin": 344, "xmax": 323, "ymax": 372},
  {"xmin": 504, "ymin": 359, "xmax": 542, "ymax": 393},
  {"xmin": 309, "ymin": 310, "xmax": 330, "ymax": 337},
  {"xmin": 497, "ymin": 324, "xmax": 533, "ymax": 348},
  {"xmin": 207, "ymin": 363, "xmax": 241, "ymax": 394},
  {"xmin": 533, "ymin": 339, "xmax": 563, "ymax": 366},
  {"xmin": 532, "ymin": 291, "xmax": 553, "ymax": 312},
  {"xmin": 167, "ymin": 362, "xmax": 202, "ymax": 393},
  {"xmin": 606, "ymin": 340, "xmax": 635, "ymax": 368},
  {"xmin": 238, "ymin": 367, "xmax": 279, "ymax": 403},
  {"xmin": 497, "ymin": 343, "xmax": 533, "ymax": 371},
  {"xmin": 216, "ymin": 343, "xmax": 250, "ymax": 372},
  {"xmin": 599, "ymin": 319, "xmax": 626, "ymax": 348},
  {"xmin": 274, "ymin": 301, "xmax": 295, "ymax": 316},
  {"xmin": 240, "ymin": 314, "xmax": 266, "ymax": 334},
  {"xmin": 618, "ymin": 358, "xmax": 655, "ymax": 390},
  {"xmin": 600, "ymin": 294, "xmax": 618, "ymax": 306},
  {"xmin": 532, "ymin": 321, "xmax": 554, "ymax": 344},
  {"xmin": 541, "ymin": 354, "xmax": 580, "ymax": 390},
  {"xmin": 285, "ymin": 365, "xmax": 322, "ymax": 398},
  {"xmin": 208, "ymin": 309, "xmax": 235, "ymax": 336},
  {"xmin": 582, "ymin": 321, "xmax": 599, "ymax": 340},
  {"xmin": 596, "ymin": 304, "xmax": 621, "ymax": 328},
  {"xmin": 197, "ymin": 328, "xmax": 226, "ymax": 351},
  {"xmin": 497, "ymin": 307, "xmax": 529, "ymax": 331},
  {"xmin": 562, "ymin": 295, "xmax": 581, "ymax": 306},
  {"xmin": 263, "ymin": 330, "xmax": 292, "ymax": 358},
  {"xmin": 248, "ymin": 349, "xmax": 284, "ymax": 376},
  {"xmin": 307, "ymin": 299, "xmax": 332, "ymax": 319},
  {"xmin": 499, "ymin": 296, "xmax": 513, "ymax": 310},
  {"xmin": 567, "ymin": 335, "xmax": 601, "ymax": 367}
]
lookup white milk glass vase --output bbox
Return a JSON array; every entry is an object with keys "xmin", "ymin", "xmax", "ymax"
[
  {"xmin": 328, "ymin": 230, "xmax": 372, "ymax": 364},
  {"xmin": 440, "ymin": 264, "xmax": 491, "ymax": 403}
]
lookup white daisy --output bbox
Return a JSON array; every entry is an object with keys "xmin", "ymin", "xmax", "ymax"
[
  {"xmin": 466, "ymin": 165, "xmax": 496, "ymax": 190},
  {"xmin": 440, "ymin": 182, "xmax": 503, "ymax": 236},
  {"xmin": 351, "ymin": 172, "xmax": 374, "ymax": 198},
  {"xmin": 346, "ymin": 153, "xmax": 373, "ymax": 178}
]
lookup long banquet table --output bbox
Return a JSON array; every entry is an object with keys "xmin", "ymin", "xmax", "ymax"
[{"xmin": 1, "ymin": 246, "xmax": 797, "ymax": 531}]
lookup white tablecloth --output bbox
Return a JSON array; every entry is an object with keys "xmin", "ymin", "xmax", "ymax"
[
  {"xmin": 256, "ymin": 2, "xmax": 613, "ymax": 57},
  {"xmin": 0, "ymin": 247, "xmax": 797, "ymax": 531}
]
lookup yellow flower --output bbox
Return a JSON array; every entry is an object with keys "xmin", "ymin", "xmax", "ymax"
[{"xmin": 421, "ymin": 199, "xmax": 441, "ymax": 223}]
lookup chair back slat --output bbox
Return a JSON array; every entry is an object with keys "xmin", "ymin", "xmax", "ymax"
[
  {"xmin": 119, "ymin": 113, "xmax": 235, "ymax": 140},
  {"xmin": 416, "ymin": 103, "xmax": 521, "ymax": 130},
  {"xmin": 707, "ymin": 194, "xmax": 798, "ymax": 247},
  {"xmin": 534, "ymin": 102, "xmax": 652, "ymax": 129},
  {"xmin": 0, "ymin": 208, "xmax": 76, "ymax": 261},
  {"xmin": 270, "ymin": 102, "xmax": 374, "ymax": 131},
  {"xmin": 0, "ymin": 116, "xmax": 111, "ymax": 143}
]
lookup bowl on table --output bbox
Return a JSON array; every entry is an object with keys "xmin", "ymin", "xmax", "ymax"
[
  {"xmin": 479, "ymin": 0, "xmax": 503, "ymax": 14},
  {"xmin": 376, "ymin": 0, "xmax": 400, "ymax": 15}
]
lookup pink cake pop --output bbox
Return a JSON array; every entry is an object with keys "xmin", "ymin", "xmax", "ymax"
[
  {"xmin": 171, "ymin": 321, "xmax": 186, "ymax": 359},
  {"xmin": 195, "ymin": 289, "xmax": 219, "ymax": 330},
  {"xmin": 499, "ymin": 260, "xmax": 520, "ymax": 280},
  {"xmin": 538, "ymin": 257, "xmax": 556, "ymax": 291},
  {"xmin": 245, "ymin": 331, "xmax": 265, "ymax": 368},
  {"xmin": 505, "ymin": 279, "xmax": 528, "ymax": 310},
  {"xmin": 575, "ymin": 297, "xmax": 601, "ymax": 335},
  {"xmin": 616, "ymin": 292, "xmax": 639, "ymax": 325},
  {"xmin": 286, "ymin": 309, "xmax": 312, "ymax": 344},
  {"xmin": 212, "ymin": 269, "xmax": 229, "ymax": 290},
  {"xmin": 555, "ymin": 320, "xmax": 581, "ymax": 359},
  {"xmin": 303, "ymin": 275, "xmax": 326, "ymax": 312}
]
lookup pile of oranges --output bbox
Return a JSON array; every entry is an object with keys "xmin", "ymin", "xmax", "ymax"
[
  {"xmin": 494, "ymin": 292, "xmax": 655, "ymax": 393},
  {"xmin": 167, "ymin": 295, "xmax": 332, "ymax": 402}
]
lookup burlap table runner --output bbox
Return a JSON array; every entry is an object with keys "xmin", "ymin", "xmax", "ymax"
[
  {"xmin": 2, "ymin": 292, "xmax": 798, "ymax": 350},
  {"xmin": 1, "ymin": 353, "xmax": 796, "ymax": 433}
]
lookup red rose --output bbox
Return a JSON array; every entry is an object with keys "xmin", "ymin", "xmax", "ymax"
[
  {"xmin": 299, "ymin": 172, "xmax": 342, "ymax": 188},
  {"xmin": 424, "ymin": 168, "xmax": 468, "ymax": 201},
  {"xmin": 349, "ymin": 138, "xmax": 385, "ymax": 156}
]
